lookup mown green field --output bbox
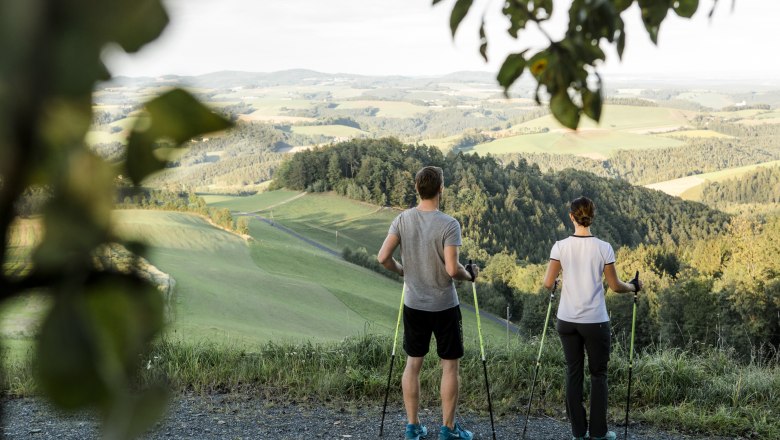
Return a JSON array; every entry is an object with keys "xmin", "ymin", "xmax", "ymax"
[
  {"xmin": 678, "ymin": 160, "xmax": 780, "ymax": 200},
  {"xmin": 660, "ymin": 129, "xmax": 733, "ymax": 139},
  {"xmin": 466, "ymin": 105, "xmax": 690, "ymax": 157},
  {"xmin": 202, "ymin": 190, "xmax": 303, "ymax": 212},
  {"xmin": 106, "ymin": 209, "xmax": 505, "ymax": 346},
  {"xmin": 211, "ymin": 191, "xmax": 397, "ymax": 251},
  {"xmin": 516, "ymin": 105, "xmax": 693, "ymax": 132},
  {"xmin": 470, "ymin": 129, "xmax": 682, "ymax": 157},
  {"xmin": 645, "ymin": 160, "xmax": 780, "ymax": 200},
  {"xmin": 252, "ymin": 192, "xmax": 395, "ymax": 251}
]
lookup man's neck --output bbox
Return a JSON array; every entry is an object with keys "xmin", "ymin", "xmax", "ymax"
[{"xmin": 417, "ymin": 196, "xmax": 439, "ymax": 211}]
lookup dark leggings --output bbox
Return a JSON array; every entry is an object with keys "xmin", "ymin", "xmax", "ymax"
[{"xmin": 557, "ymin": 319, "xmax": 611, "ymax": 438}]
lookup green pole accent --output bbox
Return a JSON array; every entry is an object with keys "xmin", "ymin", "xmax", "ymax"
[
  {"xmin": 536, "ymin": 295, "xmax": 554, "ymax": 366},
  {"xmin": 629, "ymin": 299, "xmax": 637, "ymax": 365},
  {"xmin": 471, "ymin": 282, "xmax": 486, "ymax": 361},
  {"xmin": 391, "ymin": 283, "xmax": 405, "ymax": 356}
]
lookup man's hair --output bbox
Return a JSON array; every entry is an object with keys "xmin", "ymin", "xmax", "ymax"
[
  {"xmin": 415, "ymin": 166, "xmax": 443, "ymax": 200},
  {"xmin": 570, "ymin": 196, "xmax": 595, "ymax": 227}
]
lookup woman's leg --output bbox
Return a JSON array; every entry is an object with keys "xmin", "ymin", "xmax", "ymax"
[
  {"xmin": 557, "ymin": 319, "xmax": 587, "ymax": 437},
  {"xmin": 582, "ymin": 321, "xmax": 611, "ymax": 437}
]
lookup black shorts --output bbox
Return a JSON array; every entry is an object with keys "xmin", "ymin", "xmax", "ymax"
[{"xmin": 403, "ymin": 305, "xmax": 464, "ymax": 359}]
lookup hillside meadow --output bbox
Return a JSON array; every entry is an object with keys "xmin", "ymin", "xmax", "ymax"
[{"xmin": 646, "ymin": 159, "xmax": 780, "ymax": 199}]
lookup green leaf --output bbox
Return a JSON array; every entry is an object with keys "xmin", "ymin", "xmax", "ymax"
[
  {"xmin": 638, "ymin": 0, "xmax": 670, "ymax": 44},
  {"xmin": 143, "ymin": 89, "xmax": 233, "ymax": 145},
  {"xmin": 614, "ymin": 0, "xmax": 634, "ymax": 12},
  {"xmin": 432, "ymin": 0, "xmax": 445, "ymax": 4},
  {"xmin": 450, "ymin": 0, "xmax": 474, "ymax": 37},
  {"xmin": 479, "ymin": 19, "xmax": 488, "ymax": 62},
  {"xmin": 36, "ymin": 294, "xmax": 109, "ymax": 409},
  {"xmin": 497, "ymin": 52, "xmax": 527, "ymax": 93},
  {"xmin": 551, "ymin": 90, "xmax": 581, "ymax": 130},
  {"xmin": 103, "ymin": 0, "xmax": 170, "ymax": 53},
  {"xmin": 125, "ymin": 89, "xmax": 232, "ymax": 185},
  {"xmin": 582, "ymin": 87, "xmax": 603, "ymax": 122},
  {"xmin": 617, "ymin": 30, "xmax": 626, "ymax": 59},
  {"xmin": 673, "ymin": 0, "xmax": 699, "ymax": 18}
]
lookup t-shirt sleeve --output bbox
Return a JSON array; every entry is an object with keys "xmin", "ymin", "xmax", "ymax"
[
  {"xmin": 549, "ymin": 241, "xmax": 560, "ymax": 261},
  {"xmin": 603, "ymin": 243, "xmax": 616, "ymax": 265},
  {"xmin": 388, "ymin": 214, "xmax": 401, "ymax": 237},
  {"xmin": 443, "ymin": 219, "xmax": 462, "ymax": 247}
]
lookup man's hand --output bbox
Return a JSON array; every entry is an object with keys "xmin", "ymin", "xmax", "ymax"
[{"xmin": 465, "ymin": 260, "xmax": 480, "ymax": 282}]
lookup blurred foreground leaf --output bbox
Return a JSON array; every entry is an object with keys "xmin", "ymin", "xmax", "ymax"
[{"xmin": 126, "ymin": 89, "xmax": 232, "ymax": 185}]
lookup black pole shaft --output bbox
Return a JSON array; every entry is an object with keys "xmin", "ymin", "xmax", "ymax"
[
  {"xmin": 482, "ymin": 359, "xmax": 497, "ymax": 440},
  {"xmin": 624, "ymin": 363, "xmax": 633, "ymax": 439},
  {"xmin": 624, "ymin": 279, "xmax": 639, "ymax": 440},
  {"xmin": 379, "ymin": 354, "xmax": 396, "ymax": 437},
  {"xmin": 522, "ymin": 364, "xmax": 541, "ymax": 438}
]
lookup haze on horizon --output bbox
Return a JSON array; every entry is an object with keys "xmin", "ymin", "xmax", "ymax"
[{"xmin": 106, "ymin": 0, "xmax": 780, "ymax": 83}]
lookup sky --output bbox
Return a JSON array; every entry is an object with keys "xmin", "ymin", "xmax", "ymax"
[{"xmin": 105, "ymin": 0, "xmax": 780, "ymax": 81}]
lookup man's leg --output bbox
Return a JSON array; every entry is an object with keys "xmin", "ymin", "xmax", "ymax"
[
  {"xmin": 440, "ymin": 358, "xmax": 459, "ymax": 429},
  {"xmin": 403, "ymin": 356, "xmax": 425, "ymax": 424}
]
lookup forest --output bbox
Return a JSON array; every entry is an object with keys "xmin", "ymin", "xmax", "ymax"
[{"xmin": 273, "ymin": 138, "xmax": 729, "ymax": 262}]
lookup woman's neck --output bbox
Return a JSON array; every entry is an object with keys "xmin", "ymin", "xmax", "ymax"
[{"xmin": 573, "ymin": 225, "xmax": 592, "ymax": 236}]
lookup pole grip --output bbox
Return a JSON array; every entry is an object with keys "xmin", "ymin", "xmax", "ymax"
[
  {"xmin": 466, "ymin": 259, "xmax": 475, "ymax": 282},
  {"xmin": 630, "ymin": 270, "xmax": 641, "ymax": 297}
]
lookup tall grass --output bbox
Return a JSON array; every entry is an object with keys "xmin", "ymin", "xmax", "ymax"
[{"xmin": 4, "ymin": 336, "xmax": 779, "ymax": 438}]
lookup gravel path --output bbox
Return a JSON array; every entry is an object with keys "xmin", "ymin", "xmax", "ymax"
[{"xmin": 2, "ymin": 393, "xmax": 736, "ymax": 439}]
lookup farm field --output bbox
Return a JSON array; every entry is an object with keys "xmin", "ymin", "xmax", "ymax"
[
  {"xmin": 515, "ymin": 105, "xmax": 694, "ymax": 132},
  {"xmin": 202, "ymin": 190, "xmax": 303, "ymax": 212},
  {"xmin": 660, "ymin": 129, "xmax": 733, "ymax": 139},
  {"xmin": 1, "ymin": 204, "xmax": 509, "ymax": 366},
  {"xmin": 226, "ymin": 192, "xmax": 398, "ymax": 252},
  {"xmin": 470, "ymin": 129, "xmax": 682, "ymax": 157},
  {"xmin": 290, "ymin": 124, "xmax": 368, "ymax": 137},
  {"xmin": 335, "ymin": 100, "xmax": 432, "ymax": 118},
  {"xmin": 646, "ymin": 160, "xmax": 780, "ymax": 200},
  {"xmin": 675, "ymin": 91, "xmax": 733, "ymax": 109}
]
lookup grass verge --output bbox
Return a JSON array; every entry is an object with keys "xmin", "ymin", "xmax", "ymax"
[{"xmin": 7, "ymin": 335, "xmax": 774, "ymax": 438}]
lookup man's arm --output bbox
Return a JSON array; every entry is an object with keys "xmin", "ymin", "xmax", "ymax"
[
  {"xmin": 444, "ymin": 245, "xmax": 478, "ymax": 281},
  {"xmin": 377, "ymin": 234, "xmax": 403, "ymax": 276}
]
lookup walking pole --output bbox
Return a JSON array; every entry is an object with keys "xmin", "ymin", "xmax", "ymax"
[
  {"xmin": 467, "ymin": 260, "xmax": 497, "ymax": 440},
  {"xmin": 379, "ymin": 282, "xmax": 405, "ymax": 437},
  {"xmin": 522, "ymin": 279, "xmax": 558, "ymax": 439},
  {"xmin": 624, "ymin": 271, "xmax": 641, "ymax": 440}
]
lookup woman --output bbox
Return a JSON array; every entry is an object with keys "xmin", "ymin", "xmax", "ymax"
[{"xmin": 542, "ymin": 196, "xmax": 641, "ymax": 440}]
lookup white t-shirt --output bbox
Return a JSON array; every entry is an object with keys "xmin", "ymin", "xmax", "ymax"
[{"xmin": 550, "ymin": 235, "xmax": 616, "ymax": 324}]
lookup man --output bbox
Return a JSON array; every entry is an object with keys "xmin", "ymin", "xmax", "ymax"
[{"xmin": 377, "ymin": 166, "xmax": 478, "ymax": 440}]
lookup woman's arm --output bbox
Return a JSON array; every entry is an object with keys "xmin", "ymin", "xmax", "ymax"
[
  {"xmin": 604, "ymin": 264, "xmax": 642, "ymax": 293},
  {"xmin": 543, "ymin": 259, "xmax": 561, "ymax": 290}
]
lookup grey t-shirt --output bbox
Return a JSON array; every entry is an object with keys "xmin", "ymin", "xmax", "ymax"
[{"xmin": 388, "ymin": 208, "xmax": 462, "ymax": 312}]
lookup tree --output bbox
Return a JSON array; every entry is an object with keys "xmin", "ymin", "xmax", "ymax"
[
  {"xmin": 441, "ymin": 0, "xmax": 708, "ymax": 129},
  {"xmin": 0, "ymin": 1, "xmax": 230, "ymax": 438}
]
